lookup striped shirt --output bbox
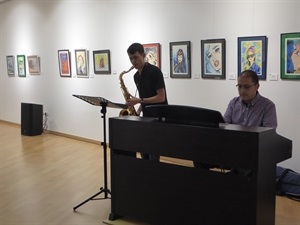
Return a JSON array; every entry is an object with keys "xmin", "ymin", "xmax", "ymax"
[{"xmin": 223, "ymin": 92, "xmax": 277, "ymax": 128}]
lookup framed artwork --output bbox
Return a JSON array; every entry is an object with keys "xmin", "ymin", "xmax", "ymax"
[
  {"xmin": 75, "ymin": 49, "xmax": 88, "ymax": 77},
  {"xmin": 93, "ymin": 50, "xmax": 111, "ymax": 74},
  {"xmin": 17, "ymin": 55, "xmax": 26, "ymax": 77},
  {"xmin": 6, "ymin": 55, "xmax": 15, "ymax": 76},
  {"xmin": 27, "ymin": 55, "xmax": 41, "ymax": 75},
  {"xmin": 170, "ymin": 41, "xmax": 191, "ymax": 78},
  {"xmin": 280, "ymin": 32, "xmax": 300, "ymax": 79},
  {"xmin": 201, "ymin": 39, "xmax": 226, "ymax": 79},
  {"xmin": 238, "ymin": 36, "xmax": 267, "ymax": 80},
  {"xmin": 143, "ymin": 43, "xmax": 161, "ymax": 68},
  {"xmin": 58, "ymin": 50, "xmax": 71, "ymax": 77}
]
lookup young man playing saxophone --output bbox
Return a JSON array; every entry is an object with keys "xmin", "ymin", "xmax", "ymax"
[{"xmin": 126, "ymin": 42, "xmax": 168, "ymax": 161}]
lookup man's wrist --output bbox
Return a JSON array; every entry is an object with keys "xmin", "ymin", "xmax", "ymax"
[{"xmin": 140, "ymin": 98, "xmax": 144, "ymax": 103}]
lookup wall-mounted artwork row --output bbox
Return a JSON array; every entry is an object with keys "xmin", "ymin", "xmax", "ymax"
[{"xmin": 7, "ymin": 33, "xmax": 299, "ymax": 80}]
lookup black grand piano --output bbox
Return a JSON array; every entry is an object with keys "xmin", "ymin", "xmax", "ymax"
[{"xmin": 108, "ymin": 105, "xmax": 292, "ymax": 225}]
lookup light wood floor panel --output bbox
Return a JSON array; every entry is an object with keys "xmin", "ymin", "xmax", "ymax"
[
  {"xmin": 0, "ymin": 121, "xmax": 299, "ymax": 225},
  {"xmin": 1, "ymin": 121, "xmax": 110, "ymax": 225}
]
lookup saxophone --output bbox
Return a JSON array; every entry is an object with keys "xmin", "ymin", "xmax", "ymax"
[{"xmin": 119, "ymin": 66, "xmax": 138, "ymax": 116}]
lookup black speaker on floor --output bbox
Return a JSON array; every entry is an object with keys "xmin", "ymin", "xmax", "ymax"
[{"xmin": 21, "ymin": 103, "xmax": 43, "ymax": 136}]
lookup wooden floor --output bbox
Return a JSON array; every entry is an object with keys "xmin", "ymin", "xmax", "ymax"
[{"xmin": 0, "ymin": 121, "xmax": 299, "ymax": 225}]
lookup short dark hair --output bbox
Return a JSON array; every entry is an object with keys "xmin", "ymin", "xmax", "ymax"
[
  {"xmin": 240, "ymin": 70, "xmax": 259, "ymax": 84},
  {"xmin": 127, "ymin": 43, "xmax": 144, "ymax": 55}
]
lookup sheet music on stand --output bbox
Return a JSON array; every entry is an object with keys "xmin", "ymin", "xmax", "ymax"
[{"xmin": 73, "ymin": 94, "xmax": 127, "ymax": 109}]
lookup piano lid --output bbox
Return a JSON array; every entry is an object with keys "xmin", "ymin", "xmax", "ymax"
[{"xmin": 144, "ymin": 104, "xmax": 225, "ymax": 128}]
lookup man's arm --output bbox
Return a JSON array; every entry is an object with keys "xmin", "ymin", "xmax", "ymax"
[
  {"xmin": 262, "ymin": 103, "xmax": 277, "ymax": 128},
  {"xmin": 143, "ymin": 88, "xmax": 166, "ymax": 104},
  {"xmin": 223, "ymin": 99, "xmax": 235, "ymax": 124},
  {"xmin": 127, "ymin": 88, "xmax": 166, "ymax": 106}
]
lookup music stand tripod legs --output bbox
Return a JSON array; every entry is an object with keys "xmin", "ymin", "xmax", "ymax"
[{"xmin": 73, "ymin": 101, "xmax": 111, "ymax": 211}]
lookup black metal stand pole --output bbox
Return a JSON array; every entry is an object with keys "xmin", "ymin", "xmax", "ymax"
[{"xmin": 73, "ymin": 101, "xmax": 111, "ymax": 211}]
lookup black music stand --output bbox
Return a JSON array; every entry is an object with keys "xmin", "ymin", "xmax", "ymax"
[{"xmin": 72, "ymin": 94, "xmax": 127, "ymax": 211}]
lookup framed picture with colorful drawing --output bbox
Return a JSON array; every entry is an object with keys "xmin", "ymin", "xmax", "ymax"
[
  {"xmin": 17, "ymin": 55, "xmax": 26, "ymax": 77},
  {"xmin": 201, "ymin": 39, "xmax": 226, "ymax": 79},
  {"xmin": 280, "ymin": 32, "xmax": 300, "ymax": 80},
  {"xmin": 6, "ymin": 55, "xmax": 15, "ymax": 76},
  {"xmin": 27, "ymin": 55, "xmax": 41, "ymax": 75},
  {"xmin": 143, "ymin": 43, "xmax": 161, "ymax": 69},
  {"xmin": 238, "ymin": 36, "xmax": 267, "ymax": 80},
  {"xmin": 58, "ymin": 50, "xmax": 71, "ymax": 77},
  {"xmin": 75, "ymin": 49, "xmax": 88, "ymax": 77},
  {"xmin": 170, "ymin": 41, "xmax": 191, "ymax": 78},
  {"xmin": 93, "ymin": 50, "xmax": 111, "ymax": 74}
]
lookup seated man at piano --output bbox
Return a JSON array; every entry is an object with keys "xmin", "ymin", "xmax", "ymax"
[
  {"xmin": 223, "ymin": 69, "xmax": 277, "ymax": 128},
  {"xmin": 223, "ymin": 70, "xmax": 277, "ymax": 175},
  {"xmin": 194, "ymin": 70, "xmax": 277, "ymax": 171}
]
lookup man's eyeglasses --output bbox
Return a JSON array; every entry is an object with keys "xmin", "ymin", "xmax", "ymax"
[{"xmin": 236, "ymin": 84, "xmax": 256, "ymax": 89}]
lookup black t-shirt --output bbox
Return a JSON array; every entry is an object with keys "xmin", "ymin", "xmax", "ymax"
[{"xmin": 133, "ymin": 63, "xmax": 168, "ymax": 114}]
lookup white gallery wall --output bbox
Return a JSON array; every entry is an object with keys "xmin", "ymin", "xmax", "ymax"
[{"xmin": 0, "ymin": 0, "xmax": 299, "ymax": 172}]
